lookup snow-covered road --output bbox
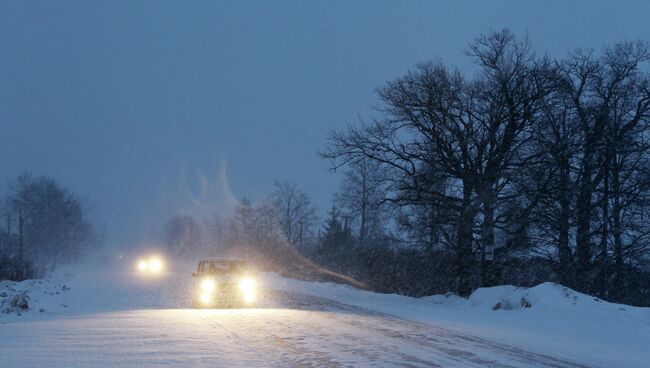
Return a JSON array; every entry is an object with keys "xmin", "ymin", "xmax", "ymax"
[
  {"xmin": 2, "ymin": 295, "xmax": 590, "ymax": 368},
  {"xmin": 2, "ymin": 260, "xmax": 645, "ymax": 367}
]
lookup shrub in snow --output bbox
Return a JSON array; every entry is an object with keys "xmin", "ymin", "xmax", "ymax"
[
  {"xmin": 491, "ymin": 297, "xmax": 532, "ymax": 310},
  {"xmin": 2, "ymin": 291, "xmax": 29, "ymax": 314},
  {"xmin": 11, "ymin": 292, "xmax": 29, "ymax": 310}
]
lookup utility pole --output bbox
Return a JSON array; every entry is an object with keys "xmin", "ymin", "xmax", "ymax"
[{"xmin": 298, "ymin": 220, "xmax": 304, "ymax": 248}]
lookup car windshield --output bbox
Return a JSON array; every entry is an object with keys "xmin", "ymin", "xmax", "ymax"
[{"xmin": 198, "ymin": 261, "xmax": 246, "ymax": 274}]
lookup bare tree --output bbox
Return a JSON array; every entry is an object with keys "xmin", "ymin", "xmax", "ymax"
[
  {"xmin": 523, "ymin": 85, "xmax": 582, "ymax": 285},
  {"xmin": 466, "ymin": 31, "xmax": 554, "ymax": 285},
  {"xmin": 5, "ymin": 173, "xmax": 97, "ymax": 272},
  {"xmin": 270, "ymin": 181, "xmax": 318, "ymax": 247},
  {"xmin": 164, "ymin": 215, "xmax": 204, "ymax": 257},
  {"xmin": 324, "ymin": 59, "xmax": 480, "ymax": 295},
  {"xmin": 324, "ymin": 30, "xmax": 551, "ymax": 295},
  {"xmin": 553, "ymin": 42, "xmax": 650, "ymax": 290},
  {"xmin": 594, "ymin": 42, "xmax": 650, "ymax": 295},
  {"xmin": 335, "ymin": 158, "xmax": 387, "ymax": 242}
]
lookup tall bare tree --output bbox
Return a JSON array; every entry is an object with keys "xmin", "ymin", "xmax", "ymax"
[
  {"xmin": 324, "ymin": 30, "xmax": 552, "ymax": 295},
  {"xmin": 553, "ymin": 42, "xmax": 650, "ymax": 290},
  {"xmin": 336, "ymin": 158, "xmax": 387, "ymax": 242},
  {"xmin": 270, "ymin": 181, "xmax": 318, "ymax": 247}
]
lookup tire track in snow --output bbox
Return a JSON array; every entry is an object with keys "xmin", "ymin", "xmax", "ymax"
[
  {"xmin": 195, "ymin": 311, "xmax": 277, "ymax": 367},
  {"xmin": 210, "ymin": 309, "xmax": 346, "ymax": 368},
  {"xmin": 310, "ymin": 297, "xmax": 595, "ymax": 368}
]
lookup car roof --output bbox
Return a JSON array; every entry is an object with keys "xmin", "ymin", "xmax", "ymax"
[{"xmin": 199, "ymin": 258, "xmax": 246, "ymax": 263}]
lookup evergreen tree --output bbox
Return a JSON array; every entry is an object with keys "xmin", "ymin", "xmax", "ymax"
[{"xmin": 316, "ymin": 206, "xmax": 356, "ymax": 273}]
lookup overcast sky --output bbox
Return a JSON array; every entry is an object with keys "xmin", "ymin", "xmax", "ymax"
[{"xmin": 1, "ymin": 0, "xmax": 649, "ymax": 246}]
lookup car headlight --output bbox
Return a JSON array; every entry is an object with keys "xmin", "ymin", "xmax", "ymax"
[
  {"xmin": 243, "ymin": 292, "xmax": 256, "ymax": 304},
  {"xmin": 199, "ymin": 293, "xmax": 211, "ymax": 304},
  {"xmin": 136, "ymin": 257, "xmax": 164, "ymax": 274},
  {"xmin": 148, "ymin": 258, "xmax": 162, "ymax": 272},
  {"xmin": 239, "ymin": 277, "xmax": 256, "ymax": 294},
  {"xmin": 137, "ymin": 260, "xmax": 148, "ymax": 272},
  {"xmin": 201, "ymin": 279, "xmax": 216, "ymax": 293}
]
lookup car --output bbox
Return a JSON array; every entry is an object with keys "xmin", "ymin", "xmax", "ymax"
[{"xmin": 192, "ymin": 258, "xmax": 258, "ymax": 308}]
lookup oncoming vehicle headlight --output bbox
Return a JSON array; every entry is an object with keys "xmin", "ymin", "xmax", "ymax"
[
  {"xmin": 136, "ymin": 257, "xmax": 164, "ymax": 274},
  {"xmin": 137, "ymin": 260, "xmax": 148, "ymax": 272},
  {"xmin": 239, "ymin": 277, "xmax": 256, "ymax": 294},
  {"xmin": 148, "ymin": 258, "xmax": 162, "ymax": 272},
  {"xmin": 200, "ymin": 279, "xmax": 216, "ymax": 293},
  {"xmin": 243, "ymin": 292, "xmax": 255, "ymax": 304},
  {"xmin": 199, "ymin": 293, "xmax": 211, "ymax": 304}
]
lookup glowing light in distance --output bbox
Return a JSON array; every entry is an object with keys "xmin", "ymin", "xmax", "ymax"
[
  {"xmin": 137, "ymin": 260, "xmax": 148, "ymax": 271},
  {"xmin": 136, "ymin": 257, "xmax": 164, "ymax": 273},
  {"xmin": 148, "ymin": 258, "xmax": 162, "ymax": 272},
  {"xmin": 201, "ymin": 279, "xmax": 216, "ymax": 292}
]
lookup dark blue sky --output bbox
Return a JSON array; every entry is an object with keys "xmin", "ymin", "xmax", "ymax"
[{"xmin": 2, "ymin": 0, "xmax": 649, "ymax": 246}]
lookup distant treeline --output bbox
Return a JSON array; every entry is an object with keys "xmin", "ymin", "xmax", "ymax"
[
  {"xmin": 0, "ymin": 173, "xmax": 100, "ymax": 280},
  {"xmin": 166, "ymin": 30, "xmax": 650, "ymax": 306}
]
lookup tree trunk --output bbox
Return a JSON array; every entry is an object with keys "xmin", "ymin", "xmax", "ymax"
[
  {"xmin": 575, "ymin": 157, "xmax": 593, "ymax": 291},
  {"xmin": 429, "ymin": 201, "xmax": 438, "ymax": 249},
  {"xmin": 611, "ymin": 164, "xmax": 624, "ymax": 299},
  {"xmin": 557, "ymin": 157, "xmax": 573, "ymax": 286},
  {"xmin": 456, "ymin": 179, "xmax": 475, "ymax": 297},
  {"xmin": 360, "ymin": 169, "xmax": 367, "ymax": 242},
  {"xmin": 480, "ymin": 185, "xmax": 497, "ymax": 287},
  {"xmin": 596, "ymin": 148, "xmax": 611, "ymax": 296}
]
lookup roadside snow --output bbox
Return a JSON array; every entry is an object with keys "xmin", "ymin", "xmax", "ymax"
[
  {"xmin": 266, "ymin": 274, "xmax": 650, "ymax": 368},
  {"xmin": 2, "ymin": 263, "xmax": 648, "ymax": 367},
  {"xmin": 0, "ymin": 279, "xmax": 71, "ymax": 316},
  {"xmin": 0, "ymin": 263, "xmax": 193, "ymax": 322}
]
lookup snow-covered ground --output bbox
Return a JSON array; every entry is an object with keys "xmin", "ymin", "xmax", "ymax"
[
  {"xmin": 269, "ymin": 275, "xmax": 650, "ymax": 368},
  {"xmin": 1, "ymin": 260, "xmax": 648, "ymax": 367}
]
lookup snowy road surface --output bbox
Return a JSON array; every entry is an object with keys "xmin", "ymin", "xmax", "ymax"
[
  {"xmin": 2, "ymin": 261, "xmax": 643, "ymax": 367},
  {"xmin": 2, "ymin": 293, "xmax": 591, "ymax": 368}
]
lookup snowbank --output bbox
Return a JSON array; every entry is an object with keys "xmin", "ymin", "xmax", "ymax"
[
  {"xmin": 0, "ymin": 279, "xmax": 71, "ymax": 316},
  {"xmin": 266, "ymin": 274, "xmax": 650, "ymax": 368}
]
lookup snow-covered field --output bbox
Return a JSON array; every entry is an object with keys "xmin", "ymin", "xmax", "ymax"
[{"xmin": 1, "ymin": 261, "xmax": 648, "ymax": 367}]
